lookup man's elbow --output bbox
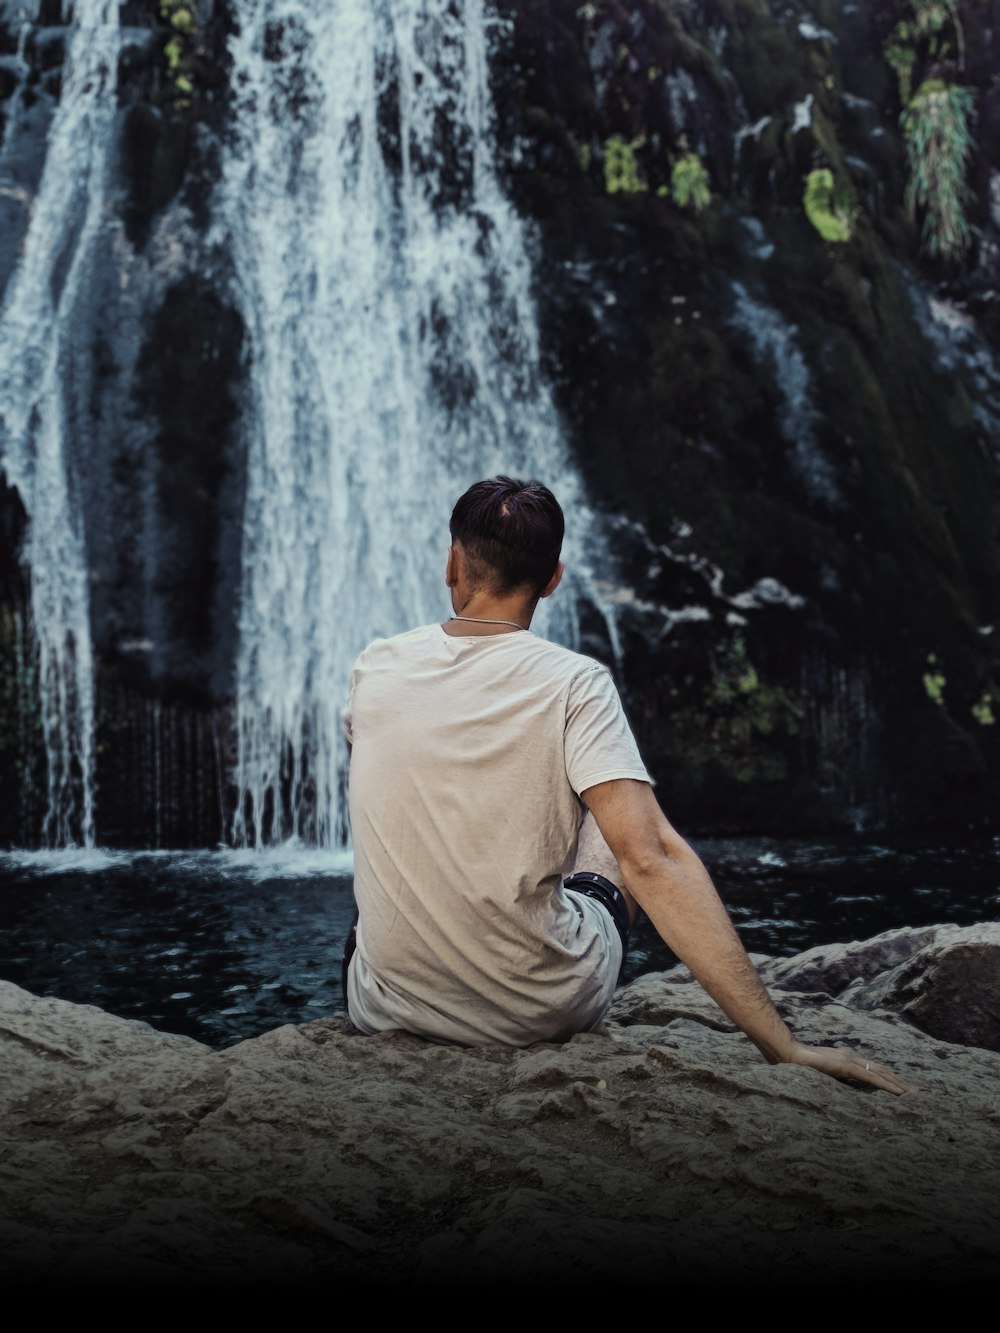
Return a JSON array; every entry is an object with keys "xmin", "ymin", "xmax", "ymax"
[
  {"xmin": 618, "ymin": 821, "xmax": 704, "ymax": 895},
  {"xmin": 618, "ymin": 826, "xmax": 692, "ymax": 887}
]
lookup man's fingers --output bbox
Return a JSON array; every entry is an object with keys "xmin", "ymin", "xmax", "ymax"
[
  {"xmin": 791, "ymin": 1043, "xmax": 918, "ymax": 1095},
  {"xmin": 853, "ymin": 1057, "xmax": 918, "ymax": 1096},
  {"xmin": 847, "ymin": 1057, "xmax": 918, "ymax": 1096}
]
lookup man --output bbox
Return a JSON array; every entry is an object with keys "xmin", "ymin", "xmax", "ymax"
[{"xmin": 342, "ymin": 476, "xmax": 912, "ymax": 1095}]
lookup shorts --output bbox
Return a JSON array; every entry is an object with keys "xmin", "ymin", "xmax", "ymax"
[
  {"xmin": 341, "ymin": 871, "xmax": 632, "ymax": 1015},
  {"xmin": 563, "ymin": 870, "xmax": 630, "ymax": 980}
]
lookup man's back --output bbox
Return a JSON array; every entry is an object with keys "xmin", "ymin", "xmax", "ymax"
[{"xmin": 343, "ymin": 622, "xmax": 649, "ymax": 1044}]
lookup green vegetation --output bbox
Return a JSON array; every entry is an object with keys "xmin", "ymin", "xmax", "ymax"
[
  {"xmin": 159, "ymin": 0, "xmax": 199, "ymax": 109},
  {"xmin": 901, "ymin": 80, "xmax": 974, "ymax": 261},
  {"xmin": 803, "ymin": 168, "xmax": 853, "ymax": 242},
  {"xmin": 884, "ymin": 40, "xmax": 917, "ymax": 106},
  {"xmin": 603, "ymin": 135, "xmax": 647, "ymax": 194},
  {"xmin": 884, "ymin": 1, "xmax": 975, "ymax": 262},
  {"xmin": 972, "ymin": 692, "xmax": 995, "ymax": 726},
  {"xmin": 923, "ymin": 652, "xmax": 946, "ymax": 706},
  {"xmin": 668, "ymin": 152, "xmax": 712, "ymax": 214}
]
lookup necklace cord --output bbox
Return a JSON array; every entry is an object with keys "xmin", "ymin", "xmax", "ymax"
[{"xmin": 450, "ymin": 615, "xmax": 527, "ymax": 631}]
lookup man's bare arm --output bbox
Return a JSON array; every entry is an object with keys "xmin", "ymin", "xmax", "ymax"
[{"xmin": 582, "ymin": 779, "xmax": 915, "ymax": 1095}]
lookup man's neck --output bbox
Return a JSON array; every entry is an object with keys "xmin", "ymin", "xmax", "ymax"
[{"xmin": 443, "ymin": 593, "xmax": 536, "ymax": 635}]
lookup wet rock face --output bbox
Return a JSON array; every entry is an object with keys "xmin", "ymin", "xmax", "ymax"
[
  {"xmin": 492, "ymin": 0, "xmax": 1000, "ymax": 833},
  {"xmin": 0, "ymin": 0, "xmax": 998, "ymax": 844}
]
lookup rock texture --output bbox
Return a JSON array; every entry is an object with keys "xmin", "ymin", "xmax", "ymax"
[{"xmin": 2, "ymin": 923, "xmax": 999, "ymax": 1292}]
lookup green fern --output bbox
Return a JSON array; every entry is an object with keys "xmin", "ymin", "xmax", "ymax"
[{"xmin": 901, "ymin": 79, "xmax": 974, "ymax": 261}]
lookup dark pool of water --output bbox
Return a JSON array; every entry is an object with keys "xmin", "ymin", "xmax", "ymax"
[{"xmin": 1, "ymin": 832, "xmax": 998, "ymax": 1048}]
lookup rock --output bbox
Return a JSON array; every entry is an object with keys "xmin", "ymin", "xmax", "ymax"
[
  {"xmin": 755, "ymin": 923, "xmax": 1000, "ymax": 1054},
  {"xmin": 756, "ymin": 924, "xmax": 946, "ymax": 997},
  {"xmin": 840, "ymin": 923, "xmax": 1000, "ymax": 1053},
  {"xmin": 2, "ymin": 925, "xmax": 1000, "ymax": 1291}
]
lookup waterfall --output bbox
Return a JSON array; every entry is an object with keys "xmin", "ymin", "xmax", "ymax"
[
  {"xmin": 0, "ymin": 0, "xmax": 120, "ymax": 848},
  {"xmin": 215, "ymin": 0, "xmax": 612, "ymax": 849},
  {"xmin": 728, "ymin": 281, "xmax": 841, "ymax": 507}
]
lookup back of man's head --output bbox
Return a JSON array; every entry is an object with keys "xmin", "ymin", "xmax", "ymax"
[{"xmin": 450, "ymin": 476, "xmax": 564, "ymax": 596}]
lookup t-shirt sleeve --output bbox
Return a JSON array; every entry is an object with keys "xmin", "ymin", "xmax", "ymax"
[{"xmin": 563, "ymin": 663, "xmax": 652, "ymax": 796}]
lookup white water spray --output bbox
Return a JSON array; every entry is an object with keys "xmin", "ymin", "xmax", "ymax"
[
  {"xmin": 215, "ymin": 0, "xmax": 616, "ymax": 849},
  {"xmin": 0, "ymin": 0, "xmax": 120, "ymax": 847}
]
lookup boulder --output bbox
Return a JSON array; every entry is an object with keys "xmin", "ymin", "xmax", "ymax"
[{"xmin": 2, "ymin": 924, "xmax": 999, "ymax": 1291}]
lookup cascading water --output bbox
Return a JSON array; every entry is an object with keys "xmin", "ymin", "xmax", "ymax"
[
  {"xmin": 0, "ymin": 0, "xmax": 120, "ymax": 848},
  {"xmin": 215, "ymin": 0, "xmax": 616, "ymax": 849}
]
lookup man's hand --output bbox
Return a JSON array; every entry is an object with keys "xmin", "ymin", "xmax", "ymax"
[{"xmin": 781, "ymin": 1040, "xmax": 917, "ymax": 1095}]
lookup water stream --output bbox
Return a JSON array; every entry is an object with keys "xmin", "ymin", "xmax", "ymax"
[
  {"xmin": 0, "ymin": 0, "xmax": 121, "ymax": 848},
  {"xmin": 213, "ymin": 0, "xmax": 615, "ymax": 850}
]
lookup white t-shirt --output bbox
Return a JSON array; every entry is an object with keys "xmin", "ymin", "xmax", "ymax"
[{"xmin": 342, "ymin": 623, "xmax": 652, "ymax": 1045}]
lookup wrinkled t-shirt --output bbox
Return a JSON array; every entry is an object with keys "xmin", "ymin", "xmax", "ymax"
[{"xmin": 342, "ymin": 623, "xmax": 651, "ymax": 1045}]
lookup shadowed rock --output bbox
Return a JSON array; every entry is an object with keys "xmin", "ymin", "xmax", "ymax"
[{"xmin": 2, "ymin": 923, "xmax": 999, "ymax": 1291}]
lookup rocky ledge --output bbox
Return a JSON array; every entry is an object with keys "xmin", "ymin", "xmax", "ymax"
[{"xmin": 2, "ymin": 923, "xmax": 999, "ymax": 1292}]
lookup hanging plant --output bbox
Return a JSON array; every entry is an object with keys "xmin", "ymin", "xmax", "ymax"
[{"xmin": 901, "ymin": 79, "xmax": 974, "ymax": 261}]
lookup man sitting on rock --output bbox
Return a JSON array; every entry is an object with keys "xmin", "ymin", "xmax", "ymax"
[{"xmin": 341, "ymin": 475, "xmax": 912, "ymax": 1095}]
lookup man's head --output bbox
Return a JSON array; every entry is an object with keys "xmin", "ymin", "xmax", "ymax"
[{"xmin": 449, "ymin": 476, "xmax": 564, "ymax": 599}]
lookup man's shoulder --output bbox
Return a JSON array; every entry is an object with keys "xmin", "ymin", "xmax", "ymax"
[
  {"xmin": 522, "ymin": 634, "xmax": 614, "ymax": 682},
  {"xmin": 353, "ymin": 622, "xmax": 440, "ymax": 664}
]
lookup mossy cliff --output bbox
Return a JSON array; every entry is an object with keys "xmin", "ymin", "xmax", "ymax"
[
  {"xmin": 1, "ymin": 0, "xmax": 999, "ymax": 842},
  {"xmin": 491, "ymin": 0, "xmax": 1000, "ymax": 832}
]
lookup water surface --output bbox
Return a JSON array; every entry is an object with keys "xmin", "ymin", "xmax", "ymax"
[{"xmin": 1, "ymin": 833, "xmax": 997, "ymax": 1048}]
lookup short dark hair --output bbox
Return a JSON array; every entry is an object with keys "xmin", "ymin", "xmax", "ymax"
[{"xmin": 449, "ymin": 476, "xmax": 564, "ymax": 596}]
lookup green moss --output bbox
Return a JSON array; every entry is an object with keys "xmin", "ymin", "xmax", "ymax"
[
  {"xmin": 670, "ymin": 152, "xmax": 712, "ymax": 214},
  {"xmin": 884, "ymin": 41, "xmax": 917, "ymax": 105},
  {"xmin": 164, "ymin": 34, "xmax": 184, "ymax": 71},
  {"xmin": 737, "ymin": 664, "xmax": 759, "ymax": 694},
  {"xmin": 170, "ymin": 7, "xmax": 195, "ymax": 33},
  {"xmin": 603, "ymin": 134, "xmax": 647, "ymax": 194},
  {"xmin": 884, "ymin": 0, "xmax": 965, "ymax": 106},
  {"xmin": 923, "ymin": 653, "xmax": 946, "ymax": 705},
  {"xmin": 803, "ymin": 168, "xmax": 853, "ymax": 242},
  {"xmin": 159, "ymin": 0, "xmax": 199, "ymax": 111},
  {"xmin": 971, "ymin": 692, "xmax": 995, "ymax": 726},
  {"xmin": 701, "ymin": 634, "xmax": 804, "ymax": 763}
]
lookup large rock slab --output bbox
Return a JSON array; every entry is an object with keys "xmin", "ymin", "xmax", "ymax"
[
  {"xmin": 756, "ymin": 923, "xmax": 1000, "ymax": 1052},
  {"xmin": 2, "ymin": 924, "xmax": 999, "ymax": 1291}
]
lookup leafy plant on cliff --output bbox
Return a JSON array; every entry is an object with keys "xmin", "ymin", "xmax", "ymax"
[
  {"xmin": 885, "ymin": 0, "xmax": 966, "ymax": 98},
  {"xmin": 901, "ymin": 79, "xmax": 974, "ymax": 260},
  {"xmin": 923, "ymin": 652, "xmax": 947, "ymax": 705},
  {"xmin": 668, "ymin": 152, "xmax": 711, "ymax": 214},
  {"xmin": 909, "ymin": 0, "xmax": 965, "ymax": 68},
  {"xmin": 158, "ymin": 0, "xmax": 199, "ymax": 107},
  {"xmin": 884, "ymin": 39, "xmax": 917, "ymax": 106},
  {"xmin": 603, "ymin": 135, "xmax": 647, "ymax": 194},
  {"xmin": 802, "ymin": 168, "xmax": 854, "ymax": 243}
]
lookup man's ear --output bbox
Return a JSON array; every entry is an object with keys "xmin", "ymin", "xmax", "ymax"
[
  {"xmin": 445, "ymin": 544, "xmax": 456, "ymax": 588},
  {"xmin": 540, "ymin": 560, "xmax": 564, "ymax": 599}
]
